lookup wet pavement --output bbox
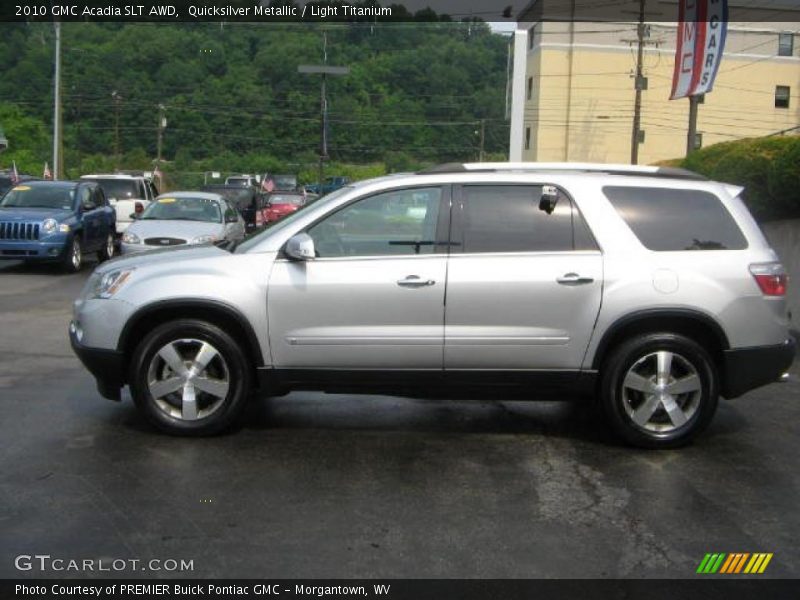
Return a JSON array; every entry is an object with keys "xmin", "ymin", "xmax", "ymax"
[{"xmin": 1, "ymin": 259, "xmax": 798, "ymax": 578}]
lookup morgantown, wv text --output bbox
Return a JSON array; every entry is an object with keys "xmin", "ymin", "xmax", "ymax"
[{"xmin": 16, "ymin": 583, "xmax": 392, "ymax": 597}]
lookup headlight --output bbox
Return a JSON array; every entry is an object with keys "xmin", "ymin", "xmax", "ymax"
[
  {"xmin": 192, "ymin": 234, "xmax": 218, "ymax": 244},
  {"xmin": 42, "ymin": 218, "xmax": 57, "ymax": 234},
  {"xmin": 90, "ymin": 268, "xmax": 135, "ymax": 299},
  {"xmin": 122, "ymin": 231, "xmax": 141, "ymax": 244}
]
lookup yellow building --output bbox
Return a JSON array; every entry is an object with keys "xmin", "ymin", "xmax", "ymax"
[{"xmin": 508, "ymin": 1, "xmax": 800, "ymax": 164}]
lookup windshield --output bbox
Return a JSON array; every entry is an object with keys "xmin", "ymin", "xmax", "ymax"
[
  {"xmin": 269, "ymin": 194, "xmax": 304, "ymax": 206},
  {"xmin": 140, "ymin": 196, "xmax": 222, "ymax": 222},
  {"xmin": 273, "ymin": 176, "xmax": 296, "ymax": 190},
  {"xmin": 235, "ymin": 186, "xmax": 353, "ymax": 253},
  {"xmin": 0, "ymin": 185, "xmax": 75, "ymax": 209},
  {"xmin": 83, "ymin": 178, "xmax": 139, "ymax": 200}
]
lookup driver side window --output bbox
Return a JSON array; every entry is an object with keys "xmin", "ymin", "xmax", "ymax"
[
  {"xmin": 307, "ymin": 187, "xmax": 443, "ymax": 258},
  {"xmin": 79, "ymin": 187, "xmax": 93, "ymax": 209}
]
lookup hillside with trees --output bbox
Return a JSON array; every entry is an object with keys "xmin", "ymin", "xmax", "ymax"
[{"xmin": 0, "ymin": 12, "xmax": 510, "ymax": 186}]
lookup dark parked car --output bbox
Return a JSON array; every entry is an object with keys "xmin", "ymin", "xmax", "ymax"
[
  {"xmin": 201, "ymin": 184, "xmax": 260, "ymax": 231},
  {"xmin": 305, "ymin": 175, "xmax": 351, "ymax": 196},
  {"xmin": 0, "ymin": 180, "xmax": 116, "ymax": 271}
]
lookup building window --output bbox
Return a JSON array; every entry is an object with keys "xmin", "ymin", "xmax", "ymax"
[
  {"xmin": 775, "ymin": 86, "xmax": 790, "ymax": 109},
  {"xmin": 527, "ymin": 77, "xmax": 533, "ymax": 100},
  {"xmin": 778, "ymin": 33, "xmax": 794, "ymax": 57},
  {"xmin": 525, "ymin": 127, "xmax": 531, "ymax": 150}
]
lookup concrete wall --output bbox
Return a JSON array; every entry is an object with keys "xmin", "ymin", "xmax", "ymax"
[{"xmin": 761, "ymin": 220, "xmax": 800, "ymax": 327}]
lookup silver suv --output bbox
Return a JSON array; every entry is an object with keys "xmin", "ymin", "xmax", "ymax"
[{"xmin": 69, "ymin": 163, "xmax": 795, "ymax": 448}]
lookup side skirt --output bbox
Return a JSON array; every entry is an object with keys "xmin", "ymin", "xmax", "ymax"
[{"xmin": 256, "ymin": 368, "xmax": 597, "ymax": 401}]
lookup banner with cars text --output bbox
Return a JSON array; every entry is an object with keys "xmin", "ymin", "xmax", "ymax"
[
  {"xmin": 0, "ymin": 0, "xmax": 793, "ymax": 23},
  {"xmin": 670, "ymin": 0, "xmax": 729, "ymax": 99}
]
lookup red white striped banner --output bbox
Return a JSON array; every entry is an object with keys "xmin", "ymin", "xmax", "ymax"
[{"xmin": 670, "ymin": 0, "xmax": 728, "ymax": 100}]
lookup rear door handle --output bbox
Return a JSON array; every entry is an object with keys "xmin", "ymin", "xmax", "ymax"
[
  {"xmin": 397, "ymin": 275, "xmax": 436, "ymax": 288},
  {"xmin": 556, "ymin": 272, "xmax": 594, "ymax": 285}
]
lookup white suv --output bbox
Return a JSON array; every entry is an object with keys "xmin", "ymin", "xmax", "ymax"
[
  {"xmin": 80, "ymin": 174, "xmax": 158, "ymax": 235},
  {"xmin": 70, "ymin": 163, "xmax": 795, "ymax": 447}
]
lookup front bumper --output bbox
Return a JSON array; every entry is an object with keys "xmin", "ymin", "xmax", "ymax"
[
  {"xmin": 69, "ymin": 321, "xmax": 125, "ymax": 401},
  {"xmin": 0, "ymin": 239, "xmax": 67, "ymax": 260},
  {"xmin": 722, "ymin": 337, "xmax": 796, "ymax": 398}
]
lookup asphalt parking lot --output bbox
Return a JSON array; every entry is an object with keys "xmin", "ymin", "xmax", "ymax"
[{"xmin": 0, "ymin": 257, "xmax": 798, "ymax": 579}]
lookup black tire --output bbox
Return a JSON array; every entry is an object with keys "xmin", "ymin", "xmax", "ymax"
[
  {"xmin": 129, "ymin": 319, "xmax": 251, "ymax": 436},
  {"xmin": 599, "ymin": 333, "xmax": 719, "ymax": 449},
  {"xmin": 97, "ymin": 232, "xmax": 115, "ymax": 262},
  {"xmin": 62, "ymin": 236, "xmax": 82, "ymax": 273}
]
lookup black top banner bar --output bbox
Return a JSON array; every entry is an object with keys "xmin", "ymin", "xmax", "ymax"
[{"xmin": 1, "ymin": 0, "xmax": 798, "ymax": 23}]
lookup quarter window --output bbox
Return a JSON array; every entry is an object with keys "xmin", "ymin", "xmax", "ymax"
[
  {"xmin": 456, "ymin": 185, "xmax": 597, "ymax": 254},
  {"xmin": 307, "ymin": 187, "xmax": 442, "ymax": 258},
  {"xmin": 603, "ymin": 186, "xmax": 747, "ymax": 251}
]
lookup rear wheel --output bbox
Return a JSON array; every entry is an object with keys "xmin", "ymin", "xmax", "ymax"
[
  {"xmin": 129, "ymin": 319, "xmax": 251, "ymax": 435},
  {"xmin": 62, "ymin": 236, "xmax": 82, "ymax": 273},
  {"xmin": 97, "ymin": 232, "xmax": 115, "ymax": 262},
  {"xmin": 600, "ymin": 333, "xmax": 718, "ymax": 449}
]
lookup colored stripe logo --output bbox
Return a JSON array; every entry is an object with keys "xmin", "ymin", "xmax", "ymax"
[{"xmin": 697, "ymin": 553, "xmax": 773, "ymax": 574}]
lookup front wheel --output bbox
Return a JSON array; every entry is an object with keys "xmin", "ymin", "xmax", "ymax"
[
  {"xmin": 97, "ymin": 232, "xmax": 115, "ymax": 262},
  {"xmin": 599, "ymin": 333, "xmax": 719, "ymax": 449},
  {"xmin": 129, "ymin": 319, "xmax": 252, "ymax": 435},
  {"xmin": 62, "ymin": 236, "xmax": 82, "ymax": 273}
]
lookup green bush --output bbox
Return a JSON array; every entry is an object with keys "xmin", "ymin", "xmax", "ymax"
[{"xmin": 678, "ymin": 136, "xmax": 800, "ymax": 221}]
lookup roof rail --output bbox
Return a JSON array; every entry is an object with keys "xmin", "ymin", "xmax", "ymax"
[{"xmin": 419, "ymin": 162, "xmax": 707, "ymax": 181}]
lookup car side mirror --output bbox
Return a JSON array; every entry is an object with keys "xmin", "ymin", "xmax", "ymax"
[
  {"xmin": 285, "ymin": 233, "xmax": 315, "ymax": 261},
  {"xmin": 129, "ymin": 212, "xmax": 139, "ymax": 220},
  {"xmin": 82, "ymin": 201, "xmax": 97, "ymax": 212},
  {"xmin": 539, "ymin": 185, "xmax": 559, "ymax": 215},
  {"xmin": 225, "ymin": 212, "xmax": 238, "ymax": 223}
]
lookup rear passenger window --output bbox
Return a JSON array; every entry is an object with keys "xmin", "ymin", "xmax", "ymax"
[
  {"xmin": 603, "ymin": 186, "xmax": 747, "ymax": 251},
  {"xmin": 458, "ymin": 185, "xmax": 598, "ymax": 253}
]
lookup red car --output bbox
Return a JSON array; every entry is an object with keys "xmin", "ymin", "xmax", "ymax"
[{"xmin": 258, "ymin": 191, "xmax": 307, "ymax": 226}]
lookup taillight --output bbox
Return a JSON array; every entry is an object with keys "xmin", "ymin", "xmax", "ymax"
[
  {"xmin": 750, "ymin": 263, "xmax": 787, "ymax": 296},
  {"xmin": 134, "ymin": 202, "xmax": 144, "ymax": 214}
]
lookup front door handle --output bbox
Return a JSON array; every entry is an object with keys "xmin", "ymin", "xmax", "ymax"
[
  {"xmin": 556, "ymin": 272, "xmax": 594, "ymax": 285},
  {"xmin": 397, "ymin": 275, "xmax": 436, "ymax": 288}
]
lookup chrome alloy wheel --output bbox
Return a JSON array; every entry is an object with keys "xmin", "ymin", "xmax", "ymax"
[
  {"xmin": 147, "ymin": 338, "xmax": 230, "ymax": 421},
  {"xmin": 621, "ymin": 350, "xmax": 702, "ymax": 433},
  {"xmin": 71, "ymin": 239, "xmax": 82, "ymax": 270}
]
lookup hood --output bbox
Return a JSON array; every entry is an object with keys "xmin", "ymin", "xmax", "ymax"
[
  {"xmin": 268, "ymin": 203, "xmax": 299, "ymax": 214},
  {"xmin": 0, "ymin": 207, "xmax": 74, "ymax": 222},
  {"xmin": 96, "ymin": 243, "xmax": 229, "ymax": 275},
  {"xmin": 127, "ymin": 219, "xmax": 224, "ymax": 240}
]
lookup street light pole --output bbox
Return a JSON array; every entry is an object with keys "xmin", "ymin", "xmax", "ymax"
[
  {"xmin": 53, "ymin": 21, "xmax": 61, "ymax": 180},
  {"xmin": 299, "ymin": 33, "xmax": 349, "ymax": 190},
  {"xmin": 156, "ymin": 103, "xmax": 166, "ymax": 163}
]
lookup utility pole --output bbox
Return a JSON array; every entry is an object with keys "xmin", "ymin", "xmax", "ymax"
[
  {"xmin": 630, "ymin": 0, "xmax": 646, "ymax": 165},
  {"xmin": 478, "ymin": 119, "xmax": 486, "ymax": 162},
  {"xmin": 298, "ymin": 32, "xmax": 349, "ymax": 189},
  {"xmin": 111, "ymin": 90, "xmax": 122, "ymax": 161},
  {"xmin": 686, "ymin": 95, "xmax": 700, "ymax": 155},
  {"xmin": 156, "ymin": 103, "xmax": 166, "ymax": 163},
  {"xmin": 52, "ymin": 21, "xmax": 61, "ymax": 180}
]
